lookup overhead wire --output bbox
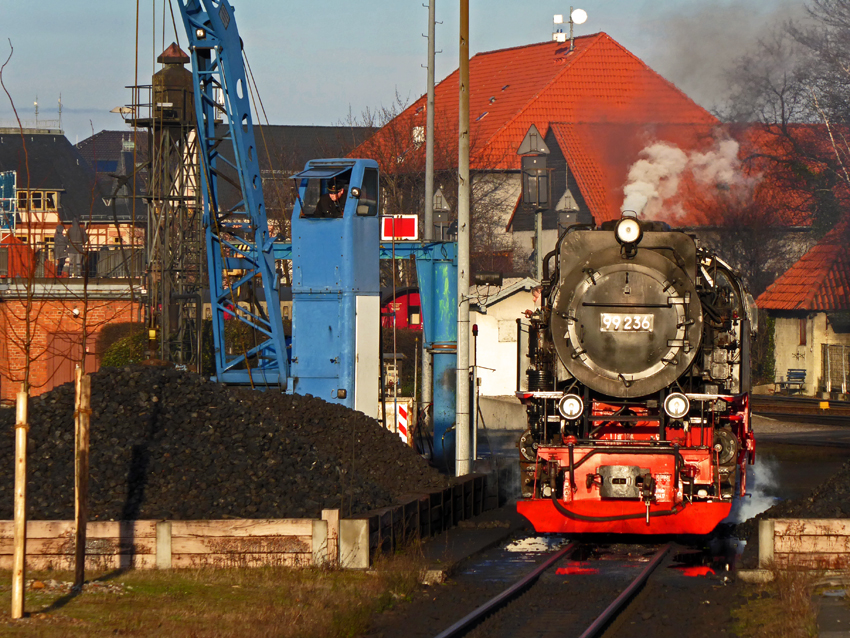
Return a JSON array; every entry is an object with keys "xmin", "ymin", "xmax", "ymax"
[{"xmin": 167, "ymin": 0, "xmax": 181, "ymax": 48}]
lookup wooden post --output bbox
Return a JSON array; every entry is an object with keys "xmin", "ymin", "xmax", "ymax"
[
  {"xmin": 73, "ymin": 369, "xmax": 92, "ymax": 589},
  {"xmin": 11, "ymin": 390, "xmax": 28, "ymax": 619}
]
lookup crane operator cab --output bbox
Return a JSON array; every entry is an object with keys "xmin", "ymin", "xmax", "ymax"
[
  {"xmin": 288, "ymin": 158, "xmax": 381, "ymax": 417},
  {"xmin": 296, "ymin": 165, "xmax": 379, "ymax": 219}
]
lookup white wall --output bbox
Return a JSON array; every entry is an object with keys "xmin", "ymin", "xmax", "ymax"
[
  {"xmin": 471, "ymin": 287, "xmax": 537, "ymax": 396},
  {"xmin": 773, "ymin": 313, "xmax": 850, "ymax": 394}
]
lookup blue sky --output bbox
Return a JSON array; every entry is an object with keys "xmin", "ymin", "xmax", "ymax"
[{"xmin": 0, "ymin": 0, "xmax": 802, "ymax": 143}]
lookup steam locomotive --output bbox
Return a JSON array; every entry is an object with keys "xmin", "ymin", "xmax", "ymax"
[{"xmin": 516, "ymin": 213, "xmax": 756, "ymax": 534}]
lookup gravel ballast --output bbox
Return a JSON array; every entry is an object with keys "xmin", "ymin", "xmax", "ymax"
[{"xmin": 0, "ymin": 365, "xmax": 451, "ymax": 521}]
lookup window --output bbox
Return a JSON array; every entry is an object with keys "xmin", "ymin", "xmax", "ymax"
[
  {"xmin": 15, "ymin": 190, "xmax": 57, "ymax": 211},
  {"xmin": 799, "ymin": 317, "xmax": 807, "ymax": 346},
  {"xmin": 357, "ymin": 168, "xmax": 379, "ymax": 217},
  {"xmin": 294, "ymin": 167, "xmax": 353, "ymax": 219},
  {"xmin": 408, "ymin": 305, "xmax": 421, "ymax": 326}
]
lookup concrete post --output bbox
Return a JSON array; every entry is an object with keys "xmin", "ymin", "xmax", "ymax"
[
  {"xmin": 322, "ymin": 509, "xmax": 340, "ymax": 565},
  {"xmin": 156, "ymin": 520, "xmax": 172, "ymax": 569},
  {"xmin": 758, "ymin": 519, "xmax": 775, "ymax": 568},
  {"xmin": 419, "ymin": 1, "xmax": 437, "ymax": 441},
  {"xmin": 455, "ymin": 0, "xmax": 471, "ymax": 477}
]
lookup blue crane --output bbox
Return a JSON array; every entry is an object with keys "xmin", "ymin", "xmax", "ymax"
[
  {"xmin": 177, "ymin": 1, "xmax": 463, "ymax": 466},
  {"xmin": 177, "ymin": 0, "xmax": 385, "ymax": 411},
  {"xmin": 178, "ymin": 0, "xmax": 288, "ymax": 386}
]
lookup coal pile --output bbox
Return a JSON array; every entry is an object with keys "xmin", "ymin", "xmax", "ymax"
[
  {"xmin": 735, "ymin": 459, "xmax": 850, "ymax": 540},
  {"xmin": 0, "ymin": 365, "xmax": 451, "ymax": 521}
]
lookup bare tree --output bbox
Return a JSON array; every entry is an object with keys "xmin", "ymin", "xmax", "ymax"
[
  {"xmin": 347, "ymin": 96, "xmax": 523, "ymax": 276},
  {"xmin": 721, "ymin": 2, "xmax": 850, "ymax": 237}
]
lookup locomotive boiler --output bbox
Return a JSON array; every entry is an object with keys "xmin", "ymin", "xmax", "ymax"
[{"xmin": 516, "ymin": 213, "xmax": 756, "ymax": 534}]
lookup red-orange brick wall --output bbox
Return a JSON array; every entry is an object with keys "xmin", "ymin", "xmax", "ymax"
[{"xmin": 0, "ymin": 299, "xmax": 141, "ymax": 404}]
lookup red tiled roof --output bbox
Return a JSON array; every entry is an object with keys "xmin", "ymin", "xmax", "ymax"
[
  {"xmin": 757, "ymin": 223, "xmax": 850, "ymax": 311},
  {"xmin": 352, "ymin": 33, "xmax": 716, "ymax": 173}
]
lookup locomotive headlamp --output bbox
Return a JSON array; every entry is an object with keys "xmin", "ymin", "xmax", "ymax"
[
  {"xmin": 558, "ymin": 394, "xmax": 584, "ymax": 420},
  {"xmin": 615, "ymin": 217, "xmax": 642, "ymax": 245},
  {"xmin": 664, "ymin": 393, "xmax": 690, "ymax": 419}
]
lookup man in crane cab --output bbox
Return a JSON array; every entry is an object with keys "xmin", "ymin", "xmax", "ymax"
[{"xmin": 313, "ymin": 182, "xmax": 347, "ymax": 218}]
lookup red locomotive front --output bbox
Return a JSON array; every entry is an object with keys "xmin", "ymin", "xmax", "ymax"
[{"xmin": 516, "ymin": 215, "xmax": 756, "ymax": 535}]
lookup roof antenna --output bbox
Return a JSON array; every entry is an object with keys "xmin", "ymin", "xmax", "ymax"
[{"xmin": 554, "ymin": 8, "xmax": 588, "ymax": 51}]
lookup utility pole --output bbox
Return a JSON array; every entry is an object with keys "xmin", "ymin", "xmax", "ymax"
[
  {"xmin": 456, "ymin": 0, "xmax": 471, "ymax": 476},
  {"xmin": 425, "ymin": 0, "xmax": 436, "ymax": 240},
  {"xmin": 421, "ymin": 0, "xmax": 436, "ymax": 439}
]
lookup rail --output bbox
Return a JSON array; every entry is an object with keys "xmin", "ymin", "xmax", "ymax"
[
  {"xmin": 433, "ymin": 542, "xmax": 576, "ymax": 638},
  {"xmin": 431, "ymin": 543, "xmax": 670, "ymax": 638},
  {"xmin": 578, "ymin": 544, "xmax": 670, "ymax": 638},
  {"xmin": 751, "ymin": 394, "xmax": 850, "ymax": 425}
]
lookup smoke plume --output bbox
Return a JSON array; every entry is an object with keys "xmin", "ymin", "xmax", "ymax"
[
  {"xmin": 727, "ymin": 456, "xmax": 781, "ymax": 524},
  {"xmin": 621, "ymin": 143, "xmax": 688, "ymax": 219},
  {"xmin": 621, "ymin": 136, "xmax": 750, "ymax": 223},
  {"xmin": 643, "ymin": 1, "xmax": 808, "ymax": 114}
]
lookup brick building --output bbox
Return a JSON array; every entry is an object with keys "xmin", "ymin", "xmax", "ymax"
[
  {"xmin": 0, "ymin": 128, "xmax": 144, "ymax": 401},
  {"xmin": 0, "ymin": 280, "xmax": 141, "ymax": 403}
]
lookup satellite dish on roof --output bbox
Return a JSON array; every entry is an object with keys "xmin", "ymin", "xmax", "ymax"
[{"xmin": 571, "ymin": 9, "xmax": 587, "ymax": 25}]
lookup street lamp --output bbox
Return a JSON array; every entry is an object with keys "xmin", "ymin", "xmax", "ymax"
[
  {"xmin": 518, "ymin": 125, "xmax": 551, "ymax": 281},
  {"xmin": 432, "ymin": 188, "xmax": 451, "ymax": 240}
]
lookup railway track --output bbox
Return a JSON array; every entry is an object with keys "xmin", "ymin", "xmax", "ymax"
[
  {"xmin": 432, "ymin": 543, "xmax": 671, "ymax": 638},
  {"xmin": 752, "ymin": 394, "xmax": 850, "ymax": 425}
]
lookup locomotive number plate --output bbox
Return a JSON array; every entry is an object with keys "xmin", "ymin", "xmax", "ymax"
[{"xmin": 600, "ymin": 313, "xmax": 654, "ymax": 332}]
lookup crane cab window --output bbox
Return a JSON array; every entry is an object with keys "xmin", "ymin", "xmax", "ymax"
[
  {"xmin": 298, "ymin": 169, "xmax": 352, "ymax": 219},
  {"xmin": 356, "ymin": 168, "xmax": 379, "ymax": 216}
]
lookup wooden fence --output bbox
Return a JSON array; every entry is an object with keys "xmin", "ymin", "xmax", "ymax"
[
  {"xmin": 0, "ymin": 473, "xmax": 497, "ymax": 570},
  {"xmin": 0, "ymin": 515, "xmax": 334, "ymax": 571},
  {"xmin": 760, "ymin": 519, "xmax": 850, "ymax": 569}
]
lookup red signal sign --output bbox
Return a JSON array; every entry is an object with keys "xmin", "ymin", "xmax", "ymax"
[{"xmin": 381, "ymin": 215, "xmax": 419, "ymax": 241}]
